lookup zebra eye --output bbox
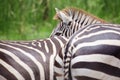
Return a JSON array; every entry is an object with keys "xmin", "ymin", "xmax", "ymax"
[{"xmin": 68, "ymin": 21, "xmax": 72, "ymax": 26}]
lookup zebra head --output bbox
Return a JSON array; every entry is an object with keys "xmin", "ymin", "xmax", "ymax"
[
  {"xmin": 50, "ymin": 8, "xmax": 73, "ymax": 38},
  {"xmin": 54, "ymin": 8, "xmax": 73, "ymax": 25},
  {"xmin": 50, "ymin": 7, "xmax": 107, "ymax": 38}
]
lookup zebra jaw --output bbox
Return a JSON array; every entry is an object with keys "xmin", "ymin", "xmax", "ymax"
[{"xmin": 55, "ymin": 8, "xmax": 72, "ymax": 25}]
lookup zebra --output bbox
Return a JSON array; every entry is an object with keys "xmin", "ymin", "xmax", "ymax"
[
  {"xmin": 0, "ymin": 36, "xmax": 68, "ymax": 80},
  {"xmin": 50, "ymin": 7, "xmax": 107, "ymax": 38},
  {"xmin": 63, "ymin": 24, "xmax": 120, "ymax": 80},
  {"xmin": 0, "ymin": 7, "xmax": 107, "ymax": 80},
  {"xmin": 52, "ymin": 7, "xmax": 108, "ymax": 80}
]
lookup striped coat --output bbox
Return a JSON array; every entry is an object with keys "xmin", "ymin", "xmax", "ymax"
[
  {"xmin": 64, "ymin": 24, "xmax": 120, "ymax": 80},
  {"xmin": 52, "ymin": 7, "xmax": 108, "ymax": 80},
  {"xmin": 0, "ymin": 36, "xmax": 68, "ymax": 80}
]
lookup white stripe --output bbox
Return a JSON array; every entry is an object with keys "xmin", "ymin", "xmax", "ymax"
[
  {"xmin": 65, "ymin": 57, "xmax": 71, "ymax": 62},
  {"xmin": 65, "ymin": 68, "xmax": 69, "ymax": 72},
  {"xmin": 49, "ymin": 39, "xmax": 57, "ymax": 80},
  {"xmin": 0, "ymin": 43, "xmax": 45, "ymax": 80},
  {"xmin": 0, "ymin": 49, "xmax": 34, "ymax": 80},
  {"xmin": 38, "ymin": 42, "xmax": 42, "ymax": 47},
  {"xmin": 54, "ymin": 37, "xmax": 65, "ymax": 48},
  {"xmin": 8, "ymin": 42, "xmax": 46, "ymax": 62},
  {"xmin": 56, "ymin": 76, "xmax": 64, "ymax": 80},
  {"xmin": 44, "ymin": 41, "xmax": 49, "ymax": 53},
  {"xmin": 78, "ymin": 23, "xmax": 82, "ymax": 29},
  {"xmin": 82, "ymin": 15, "xmax": 90, "ymax": 26},
  {"xmin": 74, "ymin": 22, "xmax": 79, "ymax": 32},
  {"xmin": 0, "ymin": 75, "xmax": 7, "ymax": 80},
  {"xmin": 31, "ymin": 40, "xmax": 36, "ymax": 46},
  {"xmin": 72, "ymin": 77, "xmax": 77, "ymax": 80},
  {"xmin": 73, "ymin": 11, "xmax": 79, "ymax": 21},
  {"xmin": 101, "ymin": 24, "xmax": 120, "ymax": 30},
  {"xmin": 71, "ymin": 24, "xmax": 120, "ymax": 46},
  {"xmin": 77, "ymin": 13, "xmax": 82, "ymax": 23},
  {"xmin": 73, "ymin": 40, "xmax": 120, "ymax": 55},
  {"xmin": 71, "ymin": 54, "xmax": 120, "ymax": 69},
  {"xmin": 86, "ymin": 25, "xmax": 100, "ymax": 32},
  {"xmin": 80, "ymin": 14, "xmax": 86, "ymax": 28},
  {"xmin": 77, "ymin": 30, "xmax": 120, "ymax": 41},
  {"xmin": 87, "ymin": 17, "xmax": 93, "ymax": 25},
  {"xmin": 96, "ymin": 21, "xmax": 101, "ymax": 23},
  {"xmin": 0, "ymin": 59, "xmax": 25, "ymax": 80},
  {"xmin": 65, "ymin": 63, "xmax": 69, "ymax": 67},
  {"xmin": 55, "ymin": 54, "xmax": 63, "ymax": 66},
  {"xmin": 80, "ymin": 14, "xmax": 85, "ymax": 24},
  {"xmin": 70, "ymin": 24, "xmax": 91, "ymax": 45},
  {"xmin": 64, "ymin": 73, "xmax": 69, "ymax": 79},
  {"xmin": 92, "ymin": 19, "xmax": 97, "ymax": 24},
  {"xmin": 61, "ymin": 36, "xmax": 68, "ymax": 41},
  {"xmin": 72, "ymin": 68, "xmax": 120, "ymax": 80},
  {"xmin": 54, "ymin": 67, "xmax": 63, "ymax": 74}
]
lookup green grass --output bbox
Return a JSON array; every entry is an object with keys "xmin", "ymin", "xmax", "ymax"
[{"xmin": 0, "ymin": 0, "xmax": 120, "ymax": 40}]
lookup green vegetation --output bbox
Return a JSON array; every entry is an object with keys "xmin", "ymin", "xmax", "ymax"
[{"xmin": 0, "ymin": 0, "xmax": 120, "ymax": 40}]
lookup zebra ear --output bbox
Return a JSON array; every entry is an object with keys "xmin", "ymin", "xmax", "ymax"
[
  {"xmin": 55, "ymin": 8, "xmax": 60, "ymax": 13},
  {"xmin": 54, "ymin": 8, "xmax": 72, "ymax": 24}
]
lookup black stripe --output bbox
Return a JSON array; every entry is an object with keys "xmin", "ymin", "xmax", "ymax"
[
  {"xmin": 74, "ymin": 45, "xmax": 120, "ymax": 59},
  {"xmin": 0, "ymin": 64, "xmax": 18, "ymax": 80},
  {"xmin": 0, "ymin": 45, "xmax": 41, "ymax": 80},
  {"xmin": 52, "ymin": 37, "xmax": 61, "ymax": 53},
  {"xmin": 54, "ymin": 72, "xmax": 62, "ymax": 77},
  {"xmin": 72, "ymin": 10, "xmax": 75, "ymax": 19},
  {"xmin": 78, "ymin": 13, "xmax": 83, "ymax": 24},
  {"xmin": 55, "ymin": 49, "xmax": 63, "ymax": 68},
  {"xmin": 19, "ymin": 39, "xmax": 52, "ymax": 80},
  {"xmin": 75, "ymin": 24, "xmax": 120, "ymax": 38},
  {"xmin": 84, "ymin": 17, "xmax": 89, "ymax": 25},
  {"xmin": 0, "ymin": 51, "xmax": 31, "ymax": 80},
  {"xmin": 36, "ymin": 40, "xmax": 46, "ymax": 49},
  {"xmin": 73, "ymin": 21, "xmax": 77, "ymax": 34},
  {"xmin": 75, "ymin": 76, "xmax": 99, "ymax": 80},
  {"xmin": 58, "ymin": 36, "xmax": 67, "ymax": 44},
  {"xmin": 72, "ymin": 62, "xmax": 120, "ymax": 77},
  {"xmin": 0, "ymin": 41, "xmax": 44, "ymax": 62},
  {"xmin": 81, "ymin": 16, "xmax": 86, "ymax": 26},
  {"xmin": 45, "ymin": 39, "xmax": 53, "ymax": 54},
  {"xmin": 76, "ymin": 32, "xmax": 120, "ymax": 44},
  {"xmin": 54, "ymin": 60, "xmax": 61, "ymax": 68}
]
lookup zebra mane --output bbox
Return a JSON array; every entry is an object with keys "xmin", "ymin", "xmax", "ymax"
[{"xmin": 53, "ymin": 7, "xmax": 107, "ymax": 23}]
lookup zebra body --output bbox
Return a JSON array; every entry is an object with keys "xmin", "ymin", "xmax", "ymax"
[
  {"xmin": 64, "ymin": 24, "xmax": 120, "ymax": 80},
  {"xmin": 51, "ymin": 7, "xmax": 107, "ymax": 80},
  {"xmin": 0, "ymin": 7, "xmax": 110, "ymax": 80},
  {"xmin": 0, "ymin": 36, "xmax": 68, "ymax": 80}
]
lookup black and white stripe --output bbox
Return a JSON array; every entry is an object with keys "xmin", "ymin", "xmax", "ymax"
[
  {"xmin": 0, "ymin": 36, "xmax": 68, "ymax": 80},
  {"xmin": 52, "ymin": 7, "xmax": 108, "ymax": 80},
  {"xmin": 50, "ymin": 7, "xmax": 107, "ymax": 38},
  {"xmin": 64, "ymin": 24, "xmax": 120, "ymax": 80}
]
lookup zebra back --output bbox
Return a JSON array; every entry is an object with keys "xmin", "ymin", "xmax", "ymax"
[
  {"xmin": 50, "ymin": 7, "xmax": 108, "ymax": 38},
  {"xmin": 0, "ymin": 36, "xmax": 68, "ymax": 80},
  {"xmin": 64, "ymin": 24, "xmax": 120, "ymax": 80}
]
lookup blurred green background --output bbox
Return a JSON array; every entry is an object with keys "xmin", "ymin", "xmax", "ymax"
[{"xmin": 0, "ymin": 0, "xmax": 120, "ymax": 40}]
